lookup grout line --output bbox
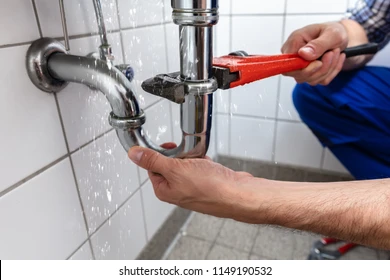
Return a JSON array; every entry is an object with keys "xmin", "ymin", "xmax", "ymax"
[
  {"xmin": 0, "ymin": 155, "xmax": 68, "ymax": 199},
  {"xmin": 205, "ymin": 218, "xmax": 227, "ymax": 259},
  {"xmin": 272, "ymin": 0, "xmax": 288, "ymax": 162},
  {"xmin": 139, "ymin": 187, "xmax": 151, "ymax": 243},
  {"xmin": 89, "ymin": 180, "xmax": 150, "ymax": 238},
  {"xmin": 231, "ymin": 12, "xmax": 345, "ymax": 17},
  {"xmin": 54, "ymin": 94, "xmax": 96, "ymax": 260},
  {"xmin": 161, "ymin": 212, "xmax": 196, "ymax": 260},
  {"xmin": 69, "ymin": 128, "xmax": 114, "ymax": 155},
  {"xmin": 31, "ymin": 0, "xmax": 43, "ymax": 38},
  {"xmin": 227, "ymin": 4, "xmax": 233, "ymax": 156},
  {"xmin": 218, "ymin": 112, "xmax": 301, "ymax": 123},
  {"xmin": 248, "ymin": 227, "xmax": 261, "ymax": 257},
  {"xmin": 0, "ymin": 41, "xmax": 36, "ymax": 49},
  {"xmin": 66, "ymin": 238, "xmax": 91, "ymax": 260},
  {"xmin": 114, "ymin": 0, "xmax": 127, "ymax": 65}
]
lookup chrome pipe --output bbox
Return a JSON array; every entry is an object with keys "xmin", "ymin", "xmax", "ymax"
[
  {"xmin": 92, "ymin": 0, "xmax": 113, "ymax": 61},
  {"xmin": 47, "ymin": 52, "xmax": 190, "ymax": 157}
]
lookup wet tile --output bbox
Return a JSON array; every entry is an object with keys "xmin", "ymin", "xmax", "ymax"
[
  {"xmin": 138, "ymin": 208, "xmax": 192, "ymax": 260},
  {"xmin": 249, "ymin": 254, "xmax": 274, "ymax": 260},
  {"xmin": 252, "ymin": 226, "xmax": 296, "ymax": 259},
  {"xmin": 291, "ymin": 231, "xmax": 321, "ymax": 260},
  {"xmin": 185, "ymin": 213, "xmax": 225, "ymax": 242},
  {"xmin": 245, "ymin": 160, "xmax": 276, "ymax": 179},
  {"xmin": 377, "ymin": 250, "xmax": 390, "ymax": 260},
  {"xmin": 216, "ymin": 220, "xmax": 258, "ymax": 252},
  {"xmin": 340, "ymin": 246, "xmax": 379, "ymax": 260},
  {"xmin": 274, "ymin": 165, "xmax": 306, "ymax": 182},
  {"xmin": 166, "ymin": 236, "xmax": 212, "ymax": 260},
  {"xmin": 207, "ymin": 244, "xmax": 249, "ymax": 260}
]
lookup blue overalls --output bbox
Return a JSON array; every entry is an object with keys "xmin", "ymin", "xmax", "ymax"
[{"xmin": 293, "ymin": 66, "xmax": 390, "ymax": 180}]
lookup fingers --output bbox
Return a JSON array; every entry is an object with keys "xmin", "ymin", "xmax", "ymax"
[
  {"xmin": 284, "ymin": 49, "xmax": 343, "ymax": 86},
  {"xmin": 128, "ymin": 146, "xmax": 172, "ymax": 175}
]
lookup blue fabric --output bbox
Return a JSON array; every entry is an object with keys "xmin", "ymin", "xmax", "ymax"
[{"xmin": 293, "ymin": 66, "xmax": 390, "ymax": 180}]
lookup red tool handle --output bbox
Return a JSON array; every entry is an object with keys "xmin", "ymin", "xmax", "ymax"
[{"xmin": 213, "ymin": 54, "xmax": 310, "ymax": 89}]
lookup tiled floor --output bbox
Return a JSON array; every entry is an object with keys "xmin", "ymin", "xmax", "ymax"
[{"xmin": 164, "ymin": 213, "xmax": 390, "ymax": 260}]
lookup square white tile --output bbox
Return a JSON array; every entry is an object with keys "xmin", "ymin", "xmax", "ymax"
[
  {"xmin": 118, "ymin": 0, "xmax": 164, "ymax": 29},
  {"xmin": 322, "ymin": 148, "xmax": 349, "ymax": 174},
  {"xmin": 56, "ymin": 33, "xmax": 123, "ymax": 152},
  {"xmin": 232, "ymin": 16, "xmax": 284, "ymax": 55},
  {"xmin": 163, "ymin": 0, "xmax": 173, "ymax": 22},
  {"xmin": 220, "ymin": 0, "xmax": 231, "ymax": 15},
  {"xmin": 0, "ymin": 45, "xmax": 67, "ymax": 192},
  {"xmin": 215, "ymin": 16, "xmax": 231, "ymax": 57},
  {"xmin": 0, "ymin": 0, "xmax": 39, "ymax": 46},
  {"xmin": 216, "ymin": 114, "xmax": 230, "ymax": 156},
  {"xmin": 278, "ymin": 76, "xmax": 301, "ymax": 121},
  {"xmin": 230, "ymin": 116, "xmax": 275, "ymax": 161},
  {"xmin": 35, "ymin": 0, "xmax": 119, "ymax": 38},
  {"xmin": 215, "ymin": 90, "xmax": 231, "ymax": 114},
  {"xmin": 91, "ymin": 190, "xmax": 147, "ymax": 260},
  {"xmin": 122, "ymin": 25, "xmax": 167, "ymax": 108},
  {"xmin": 275, "ymin": 121, "xmax": 323, "ymax": 168},
  {"xmin": 0, "ymin": 159, "xmax": 87, "ymax": 259},
  {"xmin": 141, "ymin": 180, "xmax": 175, "ymax": 240},
  {"xmin": 231, "ymin": 76, "xmax": 279, "ymax": 118},
  {"xmin": 71, "ymin": 130, "xmax": 140, "ymax": 233},
  {"xmin": 286, "ymin": 0, "xmax": 348, "ymax": 14},
  {"xmin": 165, "ymin": 23, "xmax": 180, "ymax": 73},
  {"xmin": 69, "ymin": 242, "xmax": 93, "ymax": 260},
  {"xmin": 232, "ymin": 0, "xmax": 285, "ymax": 14},
  {"xmin": 284, "ymin": 15, "xmax": 346, "ymax": 43}
]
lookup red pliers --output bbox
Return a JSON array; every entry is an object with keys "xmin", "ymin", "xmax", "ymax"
[
  {"xmin": 307, "ymin": 237, "xmax": 357, "ymax": 260},
  {"xmin": 213, "ymin": 43, "xmax": 378, "ymax": 90}
]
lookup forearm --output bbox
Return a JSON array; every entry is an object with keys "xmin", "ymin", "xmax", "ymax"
[
  {"xmin": 242, "ymin": 178, "xmax": 390, "ymax": 249},
  {"xmin": 340, "ymin": 19, "xmax": 374, "ymax": 70}
]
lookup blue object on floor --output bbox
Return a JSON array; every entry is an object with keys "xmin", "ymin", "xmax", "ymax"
[{"xmin": 292, "ymin": 66, "xmax": 390, "ymax": 180}]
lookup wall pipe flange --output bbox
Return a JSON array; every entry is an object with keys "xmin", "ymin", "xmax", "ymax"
[{"xmin": 26, "ymin": 37, "xmax": 69, "ymax": 93}]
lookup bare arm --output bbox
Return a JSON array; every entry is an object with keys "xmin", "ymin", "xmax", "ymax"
[
  {"xmin": 240, "ymin": 178, "xmax": 390, "ymax": 249},
  {"xmin": 128, "ymin": 146, "xmax": 390, "ymax": 250}
]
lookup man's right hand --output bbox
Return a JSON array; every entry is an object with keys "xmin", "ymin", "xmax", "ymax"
[{"xmin": 281, "ymin": 21, "xmax": 349, "ymax": 86}]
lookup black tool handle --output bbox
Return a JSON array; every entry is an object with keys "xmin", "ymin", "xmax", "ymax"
[{"xmin": 342, "ymin": 43, "xmax": 378, "ymax": 58}]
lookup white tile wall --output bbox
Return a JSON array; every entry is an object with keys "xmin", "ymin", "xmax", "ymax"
[
  {"xmin": 72, "ymin": 131, "xmax": 140, "ymax": 233},
  {"xmin": 232, "ymin": 0, "xmax": 285, "ymax": 14},
  {"xmin": 0, "ymin": 159, "xmax": 87, "ymax": 259},
  {"xmin": 231, "ymin": 117, "xmax": 275, "ymax": 161},
  {"xmin": 69, "ymin": 242, "xmax": 94, "ymax": 260},
  {"xmin": 286, "ymin": 0, "xmax": 348, "ymax": 14},
  {"xmin": 0, "ymin": 0, "xmax": 39, "ymax": 45},
  {"xmin": 275, "ymin": 122, "xmax": 323, "ymax": 168},
  {"xmin": 118, "ymin": 0, "xmax": 164, "ymax": 28},
  {"xmin": 91, "ymin": 191, "xmax": 147, "ymax": 260},
  {"xmin": 0, "ymin": 0, "xmax": 184, "ymax": 260},
  {"xmin": 35, "ymin": 0, "xmax": 120, "ymax": 38},
  {"xmin": 122, "ymin": 25, "xmax": 166, "ymax": 108},
  {"xmin": 0, "ymin": 45, "xmax": 67, "ymax": 192},
  {"xmin": 323, "ymin": 148, "xmax": 349, "ymax": 174},
  {"xmin": 141, "ymin": 180, "xmax": 175, "ymax": 240}
]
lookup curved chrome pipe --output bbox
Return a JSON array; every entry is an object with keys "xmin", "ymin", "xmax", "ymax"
[{"xmin": 47, "ymin": 53, "xmax": 178, "ymax": 156}]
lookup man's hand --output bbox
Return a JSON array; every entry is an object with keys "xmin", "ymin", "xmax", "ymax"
[
  {"xmin": 128, "ymin": 145, "xmax": 263, "ymax": 221},
  {"xmin": 281, "ymin": 21, "xmax": 349, "ymax": 86}
]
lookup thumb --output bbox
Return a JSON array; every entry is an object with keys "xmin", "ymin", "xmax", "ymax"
[
  {"xmin": 128, "ymin": 146, "xmax": 171, "ymax": 174},
  {"xmin": 298, "ymin": 35, "xmax": 337, "ymax": 61}
]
